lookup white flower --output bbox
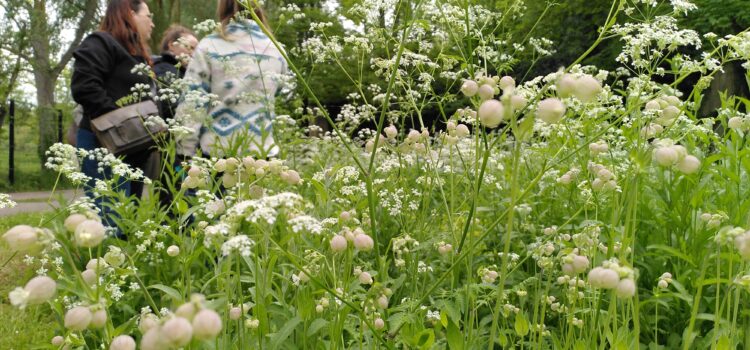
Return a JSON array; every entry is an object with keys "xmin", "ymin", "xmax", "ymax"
[
  {"xmin": 536, "ymin": 98, "xmax": 566, "ymax": 124},
  {"xmin": 74, "ymin": 220, "xmax": 106, "ymax": 248},
  {"xmin": 192, "ymin": 309, "xmax": 222, "ymax": 340},
  {"xmin": 221, "ymin": 235, "xmax": 255, "ymax": 257}
]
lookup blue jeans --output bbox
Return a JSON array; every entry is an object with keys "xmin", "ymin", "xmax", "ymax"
[{"xmin": 77, "ymin": 128, "xmax": 148, "ymax": 231}]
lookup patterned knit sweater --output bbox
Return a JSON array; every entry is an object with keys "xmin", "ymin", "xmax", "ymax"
[{"xmin": 176, "ymin": 19, "xmax": 287, "ymax": 157}]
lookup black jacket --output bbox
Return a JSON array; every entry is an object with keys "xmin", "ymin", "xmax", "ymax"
[
  {"xmin": 152, "ymin": 52, "xmax": 186, "ymax": 121},
  {"xmin": 71, "ymin": 31, "xmax": 153, "ymax": 131}
]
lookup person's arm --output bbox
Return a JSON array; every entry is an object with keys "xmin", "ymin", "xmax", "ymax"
[{"xmin": 71, "ymin": 33, "xmax": 117, "ymax": 120}]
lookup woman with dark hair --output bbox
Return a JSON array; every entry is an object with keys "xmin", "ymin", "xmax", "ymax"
[
  {"xmin": 71, "ymin": 0, "xmax": 155, "ymax": 228},
  {"xmin": 176, "ymin": 0, "xmax": 287, "ymax": 159},
  {"xmin": 154, "ymin": 25, "xmax": 198, "ymax": 81}
]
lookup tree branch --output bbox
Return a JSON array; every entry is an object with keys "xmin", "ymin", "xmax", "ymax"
[{"xmin": 52, "ymin": 0, "xmax": 98, "ymax": 76}]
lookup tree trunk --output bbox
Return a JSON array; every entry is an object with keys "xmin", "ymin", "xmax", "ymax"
[
  {"xmin": 34, "ymin": 70, "xmax": 57, "ymax": 157},
  {"xmin": 0, "ymin": 52, "xmax": 25, "ymax": 131}
]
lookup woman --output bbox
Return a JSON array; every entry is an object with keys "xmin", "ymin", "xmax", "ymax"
[
  {"xmin": 71, "ymin": 0, "xmax": 155, "ymax": 227},
  {"xmin": 176, "ymin": 0, "xmax": 288, "ymax": 159}
]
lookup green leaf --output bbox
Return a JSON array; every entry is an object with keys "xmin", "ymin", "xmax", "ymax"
[
  {"xmin": 440, "ymin": 310, "xmax": 449, "ymax": 328},
  {"xmin": 269, "ymin": 315, "xmax": 301, "ymax": 350},
  {"xmin": 716, "ymin": 335, "xmax": 731, "ymax": 350},
  {"xmin": 646, "ymin": 244, "xmax": 695, "ymax": 267},
  {"xmin": 148, "ymin": 284, "xmax": 183, "ymax": 301},
  {"xmin": 447, "ymin": 320, "xmax": 463, "ymax": 350},
  {"xmin": 414, "ymin": 329, "xmax": 435, "ymax": 350},
  {"xmin": 307, "ymin": 318, "xmax": 328, "ymax": 337},
  {"xmin": 514, "ymin": 312, "xmax": 529, "ymax": 337}
]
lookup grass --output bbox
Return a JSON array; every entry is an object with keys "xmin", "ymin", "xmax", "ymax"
[
  {"xmin": 0, "ymin": 212, "xmax": 58, "ymax": 349},
  {"xmin": 0, "ymin": 109, "xmax": 74, "ymax": 192}
]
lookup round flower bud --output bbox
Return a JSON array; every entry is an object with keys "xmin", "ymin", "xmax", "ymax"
[
  {"xmin": 537, "ymin": 98, "xmax": 566, "ymax": 124},
  {"xmin": 175, "ymin": 302, "xmax": 197, "ymax": 320},
  {"xmin": 477, "ymin": 84, "xmax": 495, "ymax": 100},
  {"xmin": 330, "ymin": 235, "xmax": 348, "ymax": 252},
  {"xmin": 556, "ymin": 74, "xmax": 577, "ymax": 98},
  {"xmin": 192, "ymin": 309, "xmax": 223, "ymax": 340},
  {"xmin": 52, "ymin": 336, "xmax": 64, "ymax": 346},
  {"xmin": 377, "ymin": 295, "xmax": 389, "ymax": 309},
  {"xmin": 588, "ymin": 267, "xmax": 605, "ymax": 288},
  {"xmin": 339, "ymin": 211, "xmax": 351, "ymax": 222},
  {"xmin": 455, "ymin": 124, "xmax": 470, "ymax": 137},
  {"xmin": 89, "ymin": 309, "xmax": 107, "ymax": 329},
  {"xmin": 615, "ymin": 278, "xmax": 636, "ymax": 298},
  {"xmin": 74, "ymin": 220, "xmax": 106, "ymax": 248},
  {"xmin": 162, "ymin": 317, "xmax": 193, "ymax": 347},
  {"xmin": 222, "ymin": 173, "xmax": 238, "ymax": 188},
  {"xmin": 460, "ymin": 80, "xmax": 478, "ymax": 97},
  {"xmin": 571, "ymin": 255, "xmax": 590, "ymax": 274},
  {"xmin": 728, "ymin": 117, "xmax": 744, "ymax": 130},
  {"xmin": 677, "ymin": 155, "xmax": 700, "ymax": 174},
  {"xmin": 510, "ymin": 94, "xmax": 527, "ymax": 111},
  {"xmin": 139, "ymin": 313, "xmax": 160, "ymax": 333},
  {"xmin": 562, "ymin": 263, "xmax": 575, "ymax": 276},
  {"xmin": 478, "ymin": 99, "xmax": 505, "ymax": 128},
  {"xmin": 167, "ymin": 245, "xmax": 180, "ymax": 257},
  {"xmin": 283, "ymin": 170, "xmax": 301, "ymax": 185},
  {"xmin": 599, "ymin": 269, "xmax": 620, "ymax": 289},
  {"xmin": 438, "ymin": 243, "xmax": 453, "ymax": 255},
  {"xmin": 572, "ymin": 75, "xmax": 602, "ymax": 102},
  {"xmin": 81, "ymin": 269, "xmax": 97, "ymax": 285},
  {"xmin": 65, "ymin": 306, "xmax": 93, "ymax": 331},
  {"xmin": 384, "ymin": 125, "xmax": 398, "ymax": 139},
  {"xmin": 653, "ymin": 147, "xmax": 679, "ymax": 167},
  {"xmin": 3, "ymin": 225, "xmax": 39, "ymax": 252},
  {"xmin": 358, "ymin": 271, "xmax": 373, "ymax": 284},
  {"xmin": 314, "ymin": 304, "xmax": 324, "ymax": 313},
  {"xmin": 213, "ymin": 159, "xmax": 227, "ymax": 172},
  {"xmin": 24, "ymin": 276, "xmax": 57, "ymax": 304},
  {"xmin": 664, "ymin": 95, "xmax": 681, "ymax": 106},
  {"xmin": 353, "ymin": 234, "xmax": 374, "ymax": 251},
  {"xmin": 140, "ymin": 327, "xmax": 167, "ymax": 350},
  {"xmin": 374, "ymin": 318, "xmax": 385, "ymax": 330},
  {"xmin": 86, "ymin": 258, "xmax": 108, "ymax": 272},
  {"xmin": 645, "ymin": 100, "xmax": 661, "ymax": 111},
  {"xmin": 64, "ymin": 214, "xmax": 88, "ymax": 233},
  {"xmin": 110, "ymin": 335, "xmax": 136, "ymax": 350},
  {"xmin": 498, "ymin": 76, "xmax": 515, "ymax": 92},
  {"xmin": 225, "ymin": 158, "xmax": 240, "ymax": 172},
  {"xmin": 229, "ymin": 307, "xmax": 242, "ymax": 321},
  {"xmin": 661, "ymin": 105, "xmax": 680, "ymax": 120},
  {"xmin": 187, "ymin": 166, "xmax": 202, "ymax": 177},
  {"xmin": 657, "ymin": 279, "xmax": 669, "ymax": 289}
]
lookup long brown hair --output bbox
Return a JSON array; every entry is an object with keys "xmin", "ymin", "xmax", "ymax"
[
  {"xmin": 217, "ymin": 0, "xmax": 269, "ymax": 34},
  {"xmin": 100, "ymin": 0, "xmax": 151, "ymax": 61}
]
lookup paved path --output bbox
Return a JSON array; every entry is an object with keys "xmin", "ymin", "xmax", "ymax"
[{"xmin": 0, "ymin": 190, "xmax": 83, "ymax": 217}]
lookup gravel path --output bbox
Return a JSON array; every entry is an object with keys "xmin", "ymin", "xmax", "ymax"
[{"xmin": 0, "ymin": 190, "xmax": 83, "ymax": 217}]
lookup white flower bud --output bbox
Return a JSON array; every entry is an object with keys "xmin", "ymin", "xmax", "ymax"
[
  {"xmin": 81, "ymin": 269, "xmax": 97, "ymax": 285},
  {"xmin": 225, "ymin": 158, "xmax": 239, "ymax": 172},
  {"xmin": 657, "ymin": 279, "xmax": 669, "ymax": 289},
  {"xmin": 562, "ymin": 263, "xmax": 575, "ymax": 276},
  {"xmin": 377, "ymin": 295, "xmax": 389, "ymax": 309},
  {"xmin": 571, "ymin": 255, "xmax": 589, "ymax": 274},
  {"xmin": 498, "ymin": 76, "xmax": 515, "ymax": 92},
  {"xmin": 728, "ymin": 117, "xmax": 744, "ymax": 130},
  {"xmin": 90, "ymin": 308, "xmax": 108, "ymax": 329},
  {"xmin": 615, "ymin": 278, "xmax": 636, "ymax": 298},
  {"xmin": 229, "ymin": 307, "xmax": 242, "ymax": 320},
  {"xmin": 556, "ymin": 74, "xmax": 576, "ymax": 98},
  {"xmin": 358, "ymin": 271, "xmax": 373, "ymax": 284},
  {"xmin": 663, "ymin": 96, "xmax": 681, "ymax": 106},
  {"xmin": 330, "ymin": 235, "xmax": 348, "ymax": 252},
  {"xmin": 455, "ymin": 124, "xmax": 470, "ymax": 137},
  {"xmin": 283, "ymin": 170, "xmax": 302, "ymax": 185},
  {"xmin": 24, "ymin": 276, "xmax": 57, "ymax": 304},
  {"xmin": 661, "ymin": 105, "xmax": 680, "ymax": 120},
  {"xmin": 175, "ymin": 302, "xmax": 196, "ymax": 320},
  {"xmin": 315, "ymin": 304, "xmax": 325, "ymax": 313},
  {"xmin": 139, "ymin": 313, "xmax": 160, "ymax": 333},
  {"xmin": 339, "ymin": 211, "xmax": 351, "ymax": 222},
  {"xmin": 3, "ymin": 225, "xmax": 39, "ymax": 252},
  {"xmin": 645, "ymin": 100, "xmax": 661, "ymax": 111},
  {"xmin": 110, "ymin": 335, "xmax": 136, "ymax": 350},
  {"xmin": 460, "ymin": 80, "xmax": 479, "ymax": 97},
  {"xmin": 676, "ymin": 155, "xmax": 700, "ymax": 174},
  {"xmin": 598, "ymin": 269, "xmax": 620, "ymax": 289},
  {"xmin": 437, "ymin": 243, "xmax": 453, "ymax": 255},
  {"xmin": 140, "ymin": 327, "xmax": 167, "ymax": 350},
  {"xmin": 477, "ymin": 84, "xmax": 495, "ymax": 100},
  {"xmin": 653, "ymin": 147, "xmax": 679, "ymax": 167},
  {"xmin": 572, "ymin": 75, "xmax": 602, "ymax": 102},
  {"xmin": 353, "ymin": 233, "xmax": 374, "ymax": 251},
  {"xmin": 167, "ymin": 245, "xmax": 180, "ymax": 257},
  {"xmin": 478, "ymin": 99, "xmax": 505, "ymax": 128},
  {"xmin": 74, "ymin": 220, "xmax": 106, "ymax": 248},
  {"xmin": 384, "ymin": 125, "xmax": 398, "ymax": 139},
  {"xmin": 162, "ymin": 317, "xmax": 193, "ymax": 347},
  {"xmin": 52, "ymin": 336, "xmax": 64, "ymax": 346},
  {"xmin": 245, "ymin": 318, "xmax": 260, "ymax": 329},
  {"xmin": 65, "ymin": 306, "xmax": 93, "ymax": 331},
  {"xmin": 536, "ymin": 98, "xmax": 566, "ymax": 124},
  {"xmin": 64, "ymin": 214, "xmax": 88, "ymax": 232},
  {"xmin": 213, "ymin": 159, "xmax": 227, "ymax": 172},
  {"xmin": 374, "ymin": 318, "xmax": 385, "ymax": 330},
  {"xmin": 192, "ymin": 309, "xmax": 223, "ymax": 340},
  {"xmin": 510, "ymin": 94, "xmax": 527, "ymax": 111}
]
